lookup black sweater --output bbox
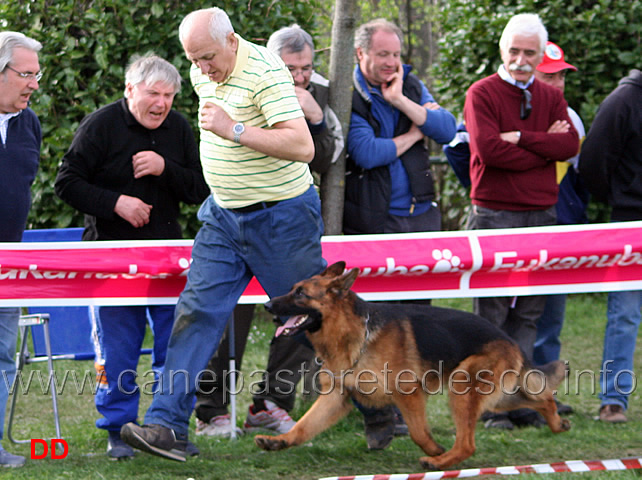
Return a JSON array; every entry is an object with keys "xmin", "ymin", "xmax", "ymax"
[
  {"xmin": 55, "ymin": 99, "xmax": 210, "ymax": 240},
  {"xmin": 579, "ymin": 69, "xmax": 642, "ymax": 221}
]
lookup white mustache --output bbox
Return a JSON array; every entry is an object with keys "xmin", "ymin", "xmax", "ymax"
[{"xmin": 509, "ymin": 63, "xmax": 533, "ymax": 72}]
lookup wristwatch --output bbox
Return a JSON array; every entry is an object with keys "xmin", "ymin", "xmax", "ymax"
[{"xmin": 233, "ymin": 122, "xmax": 245, "ymax": 143}]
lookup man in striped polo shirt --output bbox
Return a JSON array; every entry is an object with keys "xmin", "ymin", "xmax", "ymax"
[{"xmin": 121, "ymin": 7, "xmax": 326, "ymax": 461}]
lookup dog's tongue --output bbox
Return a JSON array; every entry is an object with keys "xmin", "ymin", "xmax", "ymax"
[{"xmin": 275, "ymin": 315, "xmax": 304, "ymax": 337}]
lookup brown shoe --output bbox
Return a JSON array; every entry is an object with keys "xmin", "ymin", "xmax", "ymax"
[{"xmin": 598, "ymin": 404, "xmax": 627, "ymax": 423}]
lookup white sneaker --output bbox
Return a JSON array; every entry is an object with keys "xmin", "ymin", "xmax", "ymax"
[
  {"xmin": 243, "ymin": 400, "xmax": 296, "ymax": 434},
  {"xmin": 195, "ymin": 414, "xmax": 242, "ymax": 438}
]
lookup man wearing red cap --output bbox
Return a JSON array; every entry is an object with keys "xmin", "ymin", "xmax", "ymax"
[{"xmin": 532, "ymin": 41, "xmax": 589, "ymax": 416}]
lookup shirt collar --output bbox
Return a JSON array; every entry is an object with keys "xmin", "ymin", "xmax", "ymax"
[
  {"xmin": 0, "ymin": 110, "xmax": 22, "ymax": 145},
  {"xmin": 498, "ymin": 64, "xmax": 534, "ymax": 89}
]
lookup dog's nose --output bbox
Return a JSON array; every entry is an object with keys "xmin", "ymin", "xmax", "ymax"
[{"xmin": 264, "ymin": 300, "xmax": 273, "ymax": 313}]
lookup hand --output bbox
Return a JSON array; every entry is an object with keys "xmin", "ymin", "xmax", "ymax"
[
  {"xmin": 294, "ymin": 87, "xmax": 324, "ymax": 124},
  {"xmin": 380, "ymin": 63, "xmax": 404, "ymax": 106},
  {"xmin": 132, "ymin": 151, "xmax": 165, "ymax": 178},
  {"xmin": 423, "ymin": 101, "xmax": 441, "ymax": 111},
  {"xmin": 500, "ymin": 131, "xmax": 521, "ymax": 144},
  {"xmin": 114, "ymin": 195, "xmax": 152, "ymax": 228},
  {"xmin": 201, "ymin": 102, "xmax": 235, "ymax": 140},
  {"xmin": 547, "ymin": 120, "xmax": 570, "ymax": 134}
]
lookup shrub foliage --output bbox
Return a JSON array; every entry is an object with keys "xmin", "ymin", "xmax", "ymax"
[{"xmin": 1, "ymin": 0, "xmax": 320, "ymax": 236}]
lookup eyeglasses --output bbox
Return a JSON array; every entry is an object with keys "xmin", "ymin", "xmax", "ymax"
[
  {"xmin": 5, "ymin": 65, "xmax": 43, "ymax": 82},
  {"xmin": 520, "ymin": 89, "xmax": 532, "ymax": 120},
  {"xmin": 286, "ymin": 65, "xmax": 313, "ymax": 77}
]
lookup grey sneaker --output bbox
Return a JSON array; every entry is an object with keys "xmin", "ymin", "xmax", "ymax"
[
  {"xmin": 196, "ymin": 414, "xmax": 243, "ymax": 438},
  {"xmin": 244, "ymin": 400, "xmax": 296, "ymax": 434},
  {"xmin": 0, "ymin": 448, "xmax": 25, "ymax": 468},
  {"xmin": 107, "ymin": 430, "xmax": 134, "ymax": 460},
  {"xmin": 120, "ymin": 423, "xmax": 185, "ymax": 462}
]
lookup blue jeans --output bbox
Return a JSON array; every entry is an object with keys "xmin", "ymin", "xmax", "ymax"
[
  {"xmin": 145, "ymin": 188, "xmax": 326, "ymax": 434},
  {"xmin": 90, "ymin": 305, "xmax": 175, "ymax": 431},
  {"xmin": 599, "ymin": 290, "xmax": 641, "ymax": 410},
  {"xmin": 0, "ymin": 307, "xmax": 20, "ymax": 443},
  {"xmin": 533, "ymin": 294, "xmax": 567, "ymax": 366}
]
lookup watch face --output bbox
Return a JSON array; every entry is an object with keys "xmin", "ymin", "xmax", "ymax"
[{"xmin": 234, "ymin": 123, "xmax": 244, "ymax": 134}]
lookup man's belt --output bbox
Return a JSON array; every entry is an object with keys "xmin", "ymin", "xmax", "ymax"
[{"xmin": 229, "ymin": 200, "xmax": 280, "ymax": 214}]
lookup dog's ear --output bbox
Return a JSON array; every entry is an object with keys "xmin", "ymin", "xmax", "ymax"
[
  {"xmin": 328, "ymin": 267, "xmax": 359, "ymax": 296},
  {"xmin": 322, "ymin": 261, "xmax": 346, "ymax": 278}
]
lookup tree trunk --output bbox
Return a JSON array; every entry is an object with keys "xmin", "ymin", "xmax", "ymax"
[{"xmin": 320, "ymin": 0, "xmax": 357, "ymax": 235}]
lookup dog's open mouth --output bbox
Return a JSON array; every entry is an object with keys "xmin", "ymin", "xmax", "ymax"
[{"xmin": 275, "ymin": 315, "xmax": 310, "ymax": 337}]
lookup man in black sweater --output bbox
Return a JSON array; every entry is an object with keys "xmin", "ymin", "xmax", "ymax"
[
  {"xmin": 55, "ymin": 53, "xmax": 210, "ymax": 458},
  {"xmin": 579, "ymin": 68, "xmax": 642, "ymax": 424}
]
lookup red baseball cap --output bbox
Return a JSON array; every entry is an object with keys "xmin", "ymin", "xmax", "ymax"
[{"xmin": 537, "ymin": 41, "xmax": 577, "ymax": 73}]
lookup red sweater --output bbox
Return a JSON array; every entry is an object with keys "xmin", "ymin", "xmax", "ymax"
[{"xmin": 464, "ymin": 74, "xmax": 579, "ymax": 211}]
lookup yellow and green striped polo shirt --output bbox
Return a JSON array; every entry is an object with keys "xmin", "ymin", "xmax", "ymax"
[{"xmin": 190, "ymin": 34, "xmax": 313, "ymax": 209}]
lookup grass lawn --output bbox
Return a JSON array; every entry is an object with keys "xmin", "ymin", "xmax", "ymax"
[{"xmin": 4, "ymin": 293, "xmax": 641, "ymax": 479}]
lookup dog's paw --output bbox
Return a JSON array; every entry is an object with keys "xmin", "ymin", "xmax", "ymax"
[
  {"xmin": 559, "ymin": 418, "xmax": 571, "ymax": 432},
  {"xmin": 419, "ymin": 456, "xmax": 439, "ymax": 471},
  {"xmin": 254, "ymin": 435, "xmax": 289, "ymax": 451}
]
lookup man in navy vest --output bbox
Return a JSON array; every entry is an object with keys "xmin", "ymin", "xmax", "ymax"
[
  {"xmin": 344, "ymin": 18, "xmax": 456, "ymax": 450},
  {"xmin": 0, "ymin": 30, "xmax": 42, "ymax": 468}
]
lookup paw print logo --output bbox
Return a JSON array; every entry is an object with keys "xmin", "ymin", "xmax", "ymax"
[
  {"xmin": 432, "ymin": 249, "xmax": 462, "ymax": 273},
  {"xmin": 178, "ymin": 257, "xmax": 192, "ymax": 275}
]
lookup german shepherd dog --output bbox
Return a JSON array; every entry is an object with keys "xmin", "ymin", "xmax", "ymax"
[{"xmin": 255, "ymin": 262, "xmax": 570, "ymax": 469}]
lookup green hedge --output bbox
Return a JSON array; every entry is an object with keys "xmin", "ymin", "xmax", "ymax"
[{"xmin": 1, "ymin": 0, "xmax": 321, "ymax": 237}]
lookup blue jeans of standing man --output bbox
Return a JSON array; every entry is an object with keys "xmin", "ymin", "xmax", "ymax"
[
  {"xmin": 0, "ymin": 307, "xmax": 20, "ymax": 444},
  {"xmin": 144, "ymin": 187, "xmax": 326, "ymax": 435},
  {"xmin": 533, "ymin": 294, "xmax": 567, "ymax": 366},
  {"xmin": 600, "ymin": 290, "xmax": 641, "ymax": 410}
]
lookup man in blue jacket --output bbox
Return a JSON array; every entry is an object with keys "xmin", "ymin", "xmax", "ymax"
[
  {"xmin": 344, "ymin": 18, "xmax": 456, "ymax": 236},
  {"xmin": 0, "ymin": 30, "xmax": 42, "ymax": 468},
  {"xmin": 343, "ymin": 18, "xmax": 456, "ymax": 449}
]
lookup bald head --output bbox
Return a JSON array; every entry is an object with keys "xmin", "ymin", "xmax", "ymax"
[{"xmin": 179, "ymin": 7, "xmax": 238, "ymax": 84}]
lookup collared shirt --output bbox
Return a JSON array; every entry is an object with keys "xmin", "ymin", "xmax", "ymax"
[
  {"xmin": 190, "ymin": 34, "xmax": 312, "ymax": 209},
  {"xmin": 497, "ymin": 64, "xmax": 535, "ymax": 90},
  {"xmin": 0, "ymin": 111, "xmax": 21, "ymax": 145}
]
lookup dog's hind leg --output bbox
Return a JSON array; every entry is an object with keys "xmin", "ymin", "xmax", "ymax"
[
  {"xmin": 255, "ymin": 390, "xmax": 352, "ymax": 451},
  {"xmin": 494, "ymin": 364, "xmax": 571, "ymax": 434},
  {"xmin": 395, "ymin": 394, "xmax": 445, "ymax": 456}
]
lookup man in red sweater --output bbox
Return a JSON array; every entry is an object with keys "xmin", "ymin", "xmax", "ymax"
[{"xmin": 463, "ymin": 13, "xmax": 579, "ymax": 430}]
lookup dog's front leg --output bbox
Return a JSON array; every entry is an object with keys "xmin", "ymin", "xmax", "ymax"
[{"xmin": 255, "ymin": 390, "xmax": 351, "ymax": 451}]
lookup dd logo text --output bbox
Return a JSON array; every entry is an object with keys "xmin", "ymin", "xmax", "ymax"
[{"xmin": 30, "ymin": 439, "xmax": 68, "ymax": 459}]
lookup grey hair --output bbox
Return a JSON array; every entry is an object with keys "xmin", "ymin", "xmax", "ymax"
[
  {"xmin": 499, "ymin": 13, "xmax": 548, "ymax": 54},
  {"xmin": 0, "ymin": 31, "xmax": 42, "ymax": 73},
  {"xmin": 179, "ymin": 7, "xmax": 234, "ymax": 46},
  {"xmin": 354, "ymin": 18, "xmax": 403, "ymax": 52},
  {"xmin": 267, "ymin": 24, "xmax": 314, "ymax": 59},
  {"xmin": 124, "ymin": 52, "xmax": 182, "ymax": 96}
]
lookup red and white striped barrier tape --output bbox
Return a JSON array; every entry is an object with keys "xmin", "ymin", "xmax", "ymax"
[{"xmin": 319, "ymin": 457, "xmax": 642, "ymax": 480}]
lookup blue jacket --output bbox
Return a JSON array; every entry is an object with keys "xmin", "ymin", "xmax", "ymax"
[
  {"xmin": 347, "ymin": 64, "xmax": 456, "ymax": 216},
  {"xmin": 0, "ymin": 108, "xmax": 41, "ymax": 241}
]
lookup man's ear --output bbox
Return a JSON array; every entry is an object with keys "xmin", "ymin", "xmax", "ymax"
[
  {"xmin": 355, "ymin": 47, "xmax": 364, "ymax": 62},
  {"xmin": 228, "ymin": 32, "xmax": 238, "ymax": 51}
]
